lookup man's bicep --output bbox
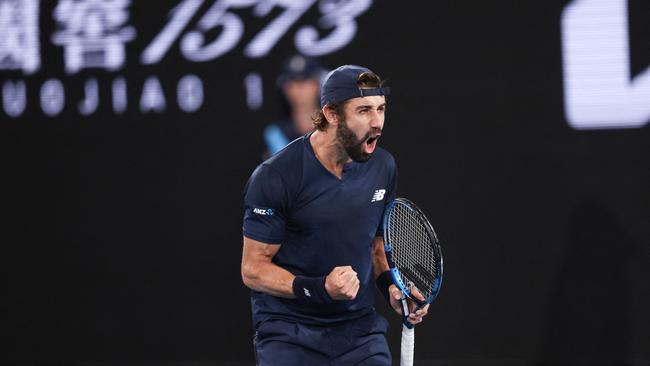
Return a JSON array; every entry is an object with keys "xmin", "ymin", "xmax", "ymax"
[
  {"xmin": 242, "ymin": 235, "xmax": 281, "ymax": 263},
  {"xmin": 241, "ymin": 236, "xmax": 295, "ymax": 297},
  {"xmin": 241, "ymin": 235, "xmax": 281, "ymax": 286}
]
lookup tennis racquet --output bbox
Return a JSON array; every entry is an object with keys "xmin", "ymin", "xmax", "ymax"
[{"xmin": 382, "ymin": 197, "xmax": 443, "ymax": 366}]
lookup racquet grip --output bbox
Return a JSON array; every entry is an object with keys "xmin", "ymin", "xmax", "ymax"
[{"xmin": 400, "ymin": 324, "xmax": 415, "ymax": 366}]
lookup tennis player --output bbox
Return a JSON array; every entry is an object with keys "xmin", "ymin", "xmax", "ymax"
[{"xmin": 241, "ymin": 64, "xmax": 429, "ymax": 365}]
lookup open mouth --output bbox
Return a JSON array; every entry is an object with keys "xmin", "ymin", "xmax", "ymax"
[
  {"xmin": 363, "ymin": 133, "xmax": 381, "ymax": 154},
  {"xmin": 365, "ymin": 134, "xmax": 381, "ymax": 146}
]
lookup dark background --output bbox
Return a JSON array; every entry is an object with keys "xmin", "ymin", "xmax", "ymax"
[{"xmin": 2, "ymin": 1, "xmax": 649, "ymax": 365}]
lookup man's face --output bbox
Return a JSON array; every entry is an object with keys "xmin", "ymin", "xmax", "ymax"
[{"xmin": 335, "ymin": 95, "xmax": 386, "ymax": 163}]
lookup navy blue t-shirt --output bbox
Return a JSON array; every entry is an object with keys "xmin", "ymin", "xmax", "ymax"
[{"xmin": 242, "ymin": 133, "xmax": 398, "ymax": 327}]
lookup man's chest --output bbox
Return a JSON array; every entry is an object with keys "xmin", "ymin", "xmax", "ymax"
[{"xmin": 287, "ymin": 174, "xmax": 389, "ymax": 231}]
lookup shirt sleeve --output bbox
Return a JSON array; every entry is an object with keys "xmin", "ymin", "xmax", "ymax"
[{"xmin": 242, "ymin": 164, "xmax": 288, "ymax": 244}]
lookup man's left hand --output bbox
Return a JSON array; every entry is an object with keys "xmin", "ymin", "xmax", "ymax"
[{"xmin": 388, "ymin": 284, "xmax": 429, "ymax": 325}]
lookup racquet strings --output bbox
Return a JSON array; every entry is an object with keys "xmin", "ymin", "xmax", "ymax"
[{"xmin": 386, "ymin": 202, "xmax": 441, "ymax": 300}]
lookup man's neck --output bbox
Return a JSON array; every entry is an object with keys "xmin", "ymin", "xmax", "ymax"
[{"xmin": 309, "ymin": 130, "xmax": 350, "ymax": 179}]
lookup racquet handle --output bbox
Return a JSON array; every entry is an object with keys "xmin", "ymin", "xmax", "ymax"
[
  {"xmin": 400, "ymin": 324, "xmax": 415, "ymax": 366},
  {"xmin": 400, "ymin": 297, "xmax": 415, "ymax": 329}
]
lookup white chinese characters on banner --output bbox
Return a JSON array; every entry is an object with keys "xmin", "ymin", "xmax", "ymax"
[
  {"xmin": 0, "ymin": 0, "xmax": 40, "ymax": 75},
  {"xmin": 52, "ymin": 0, "xmax": 136, "ymax": 74},
  {"xmin": 1, "ymin": 0, "xmax": 373, "ymax": 118}
]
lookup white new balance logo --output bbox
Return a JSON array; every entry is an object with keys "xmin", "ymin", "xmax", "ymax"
[{"xmin": 371, "ymin": 189, "xmax": 386, "ymax": 202}]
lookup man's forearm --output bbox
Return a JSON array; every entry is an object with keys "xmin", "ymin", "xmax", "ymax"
[{"xmin": 242, "ymin": 259, "xmax": 296, "ymax": 298}]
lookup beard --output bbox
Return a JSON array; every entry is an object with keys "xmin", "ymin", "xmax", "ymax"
[{"xmin": 336, "ymin": 119, "xmax": 375, "ymax": 163}]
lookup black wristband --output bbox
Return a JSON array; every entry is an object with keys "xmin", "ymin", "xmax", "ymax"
[
  {"xmin": 376, "ymin": 270, "xmax": 393, "ymax": 303},
  {"xmin": 292, "ymin": 275, "xmax": 334, "ymax": 304}
]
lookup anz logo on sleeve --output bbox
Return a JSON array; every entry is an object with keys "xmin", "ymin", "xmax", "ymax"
[
  {"xmin": 253, "ymin": 207, "xmax": 274, "ymax": 216},
  {"xmin": 562, "ymin": 0, "xmax": 650, "ymax": 130}
]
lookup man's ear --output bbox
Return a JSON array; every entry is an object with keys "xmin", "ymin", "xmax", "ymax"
[{"xmin": 323, "ymin": 106, "xmax": 339, "ymax": 126}]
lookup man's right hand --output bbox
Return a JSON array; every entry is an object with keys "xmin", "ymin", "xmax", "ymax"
[{"xmin": 324, "ymin": 266, "xmax": 359, "ymax": 300}]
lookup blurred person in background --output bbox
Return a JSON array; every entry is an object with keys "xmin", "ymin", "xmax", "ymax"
[{"xmin": 263, "ymin": 54, "xmax": 325, "ymax": 159}]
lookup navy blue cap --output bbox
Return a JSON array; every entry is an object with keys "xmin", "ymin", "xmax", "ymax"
[{"xmin": 320, "ymin": 65, "xmax": 390, "ymax": 107}]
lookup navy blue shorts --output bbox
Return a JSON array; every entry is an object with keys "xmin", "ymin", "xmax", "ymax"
[{"xmin": 254, "ymin": 312, "xmax": 391, "ymax": 365}]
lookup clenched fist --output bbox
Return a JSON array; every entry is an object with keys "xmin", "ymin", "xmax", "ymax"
[{"xmin": 324, "ymin": 266, "xmax": 359, "ymax": 300}]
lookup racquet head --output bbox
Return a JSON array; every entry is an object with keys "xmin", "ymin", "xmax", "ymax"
[{"xmin": 383, "ymin": 197, "xmax": 443, "ymax": 307}]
